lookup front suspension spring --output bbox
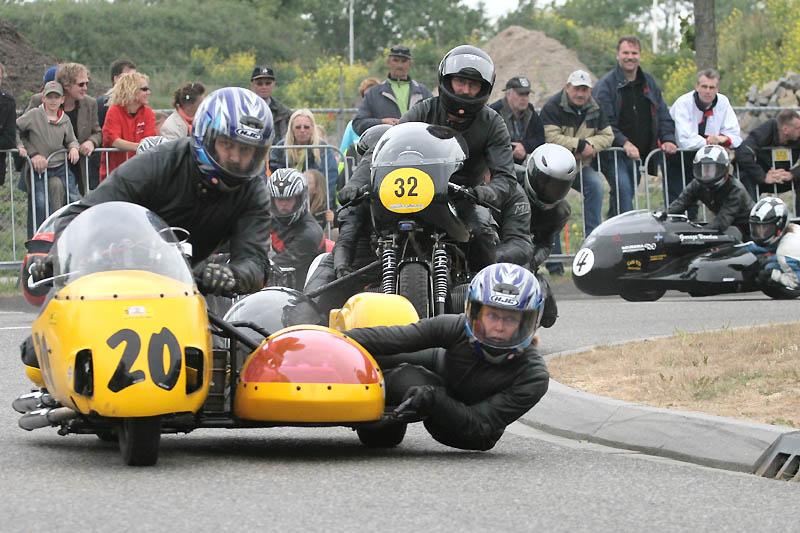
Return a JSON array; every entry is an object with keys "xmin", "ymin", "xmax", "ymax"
[
  {"xmin": 381, "ymin": 248, "xmax": 397, "ymax": 293},
  {"xmin": 433, "ymin": 247, "xmax": 448, "ymax": 304}
]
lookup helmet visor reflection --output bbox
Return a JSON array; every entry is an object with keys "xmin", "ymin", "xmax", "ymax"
[{"xmin": 441, "ymin": 54, "xmax": 494, "ymax": 85}]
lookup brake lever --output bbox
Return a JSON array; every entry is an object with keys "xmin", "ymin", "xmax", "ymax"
[
  {"xmin": 336, "ymin": 190, "xmax": 370, "ymax": 215},
  {"xmin": 447, "ymin": 183, "xmax": 501, "ymax": 214}
]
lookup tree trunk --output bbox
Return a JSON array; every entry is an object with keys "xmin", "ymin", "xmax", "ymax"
[{"xmin": 694, "ymin": 0, "xmax": 717, "ymax": 71}]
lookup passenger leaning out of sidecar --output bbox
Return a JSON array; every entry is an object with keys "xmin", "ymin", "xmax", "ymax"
[
  {"xmin": 747, "ymin": 197, "xmax": 800, "ymax": 290},
  {"xmin": 345, "ymin": 263, "xmax": 550, "ymax": 451},
  {"xmin": 663, "ymin": 145, "xmax": 754, "ymax": 239}
]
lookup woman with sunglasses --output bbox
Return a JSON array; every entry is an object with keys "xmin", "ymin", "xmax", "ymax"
[
  {"xmin": 100, "ymin": 72, "xmax": 156, "ymax": 181},
  {"xmin": 269, "ymin": 108, "xmax": 339, "ymax": 206}
]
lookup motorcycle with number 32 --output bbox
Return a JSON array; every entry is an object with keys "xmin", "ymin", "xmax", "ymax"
[{"xmin": 14, "ymin": 202, "xmax": 420, "ymax": 466}]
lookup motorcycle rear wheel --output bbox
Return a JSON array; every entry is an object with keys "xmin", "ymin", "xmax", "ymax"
[
  {"xmin": 118, "ymin": 416, "xmax": 161, "ymax": 466},
  {"xmin": 619, "ymin": 287, "xmax": 666, "ymax": 302},
  {"xmin": 357, "ymin": 423, "xmax": 407, "ymax": 448},
  {"xmin": 398, "ymin": 263, "xmax": 431, "ymax": 318}
]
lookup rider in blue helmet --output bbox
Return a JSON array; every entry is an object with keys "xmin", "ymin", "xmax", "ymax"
[
  {"xmin": 345, "ymin": 263, "xmax": 549, "ymax": 451},
  {"xmin": 44, "ymin": 87, "xmax": 274, "ymax": 298}
]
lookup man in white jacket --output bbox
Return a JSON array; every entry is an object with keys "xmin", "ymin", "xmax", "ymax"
[{"xmin": 666, "ymin": 69, "xmax": 742, "ymax": 217}]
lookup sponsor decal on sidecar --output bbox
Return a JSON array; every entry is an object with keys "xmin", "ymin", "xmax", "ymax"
[
  {"xmin": 678, "ymin": 233, "xmax": 723, "ymax": 244},
  {"xmin": 621, "ymin": 242, "xmax": 657, "ymax": 253}
]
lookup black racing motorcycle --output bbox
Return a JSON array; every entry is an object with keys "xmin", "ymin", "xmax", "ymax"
[{"xmin": 571, "ymin": 210, "xmax": 800, "ymax": 301}]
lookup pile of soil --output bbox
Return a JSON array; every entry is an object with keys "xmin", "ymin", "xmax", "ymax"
[
  {"xmin": 0, "ymin": 18, "xmax": 60, "ymax": 101},
  {"xmin": 483, "ymin": 25, "xmax": 596, "ymax": 108}
]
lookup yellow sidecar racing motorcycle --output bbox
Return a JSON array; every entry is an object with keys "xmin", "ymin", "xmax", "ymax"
[{"xmin": 14, "ymin": 202, "xmax": 420, "ymax": 466}]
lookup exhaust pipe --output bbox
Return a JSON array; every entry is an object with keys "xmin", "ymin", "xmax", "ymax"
[
  {"xmin": 19, "ymin": 407, "xmax": 77, "ymax": 431},
  {"xmin": 12, "ymin": 391, "xmax": 55, "ymax": 414}
]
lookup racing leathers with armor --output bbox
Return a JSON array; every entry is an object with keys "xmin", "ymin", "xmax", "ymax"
[
  {"xmin": 667, "ymin": 176, "xmax": 754, "ymax": 237},
  {"xmin": 54, "ymin": 137, "xmax": 272, "ymax": 294},
  {"xmin": 345, "ymin": 313, "xmax": 549, "ymax": 451}
]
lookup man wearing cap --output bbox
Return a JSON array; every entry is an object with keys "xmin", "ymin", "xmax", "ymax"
[
  {"xmin": 540, "ymin": 69, "xmax": 612, "ymax": 238},
  {"xmin": 352, "ymin": 45, "xmax": 433, "ymax": 135},
  {"xmin": 489, "ymin": 76, "xmax": 545, "ymax": 165},
  {"xmin": 593, "ymin": 35, "xmax": 677, "ymax": 217},
  {"xmin": 251, "ymin": 65, "xmax": 291, "ymax": 142}
]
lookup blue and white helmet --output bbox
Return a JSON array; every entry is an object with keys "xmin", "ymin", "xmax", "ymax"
[
  {"xmin": 136, "ymin": 135, "xmax": 167, "ymax": 154},
  {"xmin": 268, "ymin": 168, "xmax": 308, "ymax": 226},
  {"xmin": 191, "ymin": 87, "xmax": 273, "ymax": 191},
  {"xmin": 464, "ymin": 263, "xmax": 543, "ymax": 364}
]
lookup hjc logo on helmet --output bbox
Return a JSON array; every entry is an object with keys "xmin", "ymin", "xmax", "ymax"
[
  {"xmin": 235, "ymin": 126, "xmax": 262, "ymax": 140},
  {"xmin": 489, "ymin": 294, "xmax": 520, "ymax": 306}
]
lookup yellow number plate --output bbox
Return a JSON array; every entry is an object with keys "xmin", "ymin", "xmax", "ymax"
[{"xmin": 379, "ymin": 168, "xmax": 435, "ymax": 213}]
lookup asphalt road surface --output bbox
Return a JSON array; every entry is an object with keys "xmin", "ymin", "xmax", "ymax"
[{"xmin": 1, "ymin": 290, "xmax": 798, "ymax": 531}]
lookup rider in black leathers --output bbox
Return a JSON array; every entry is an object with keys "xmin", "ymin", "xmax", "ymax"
[
  {"xmin": 52, "ymin": 88, "xmax": 274, "ymax": 296},
  {"xmin": 345, "ymin": 263, "xmax": 549, "ymax": 451}
]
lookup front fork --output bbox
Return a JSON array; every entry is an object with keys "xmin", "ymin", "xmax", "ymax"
[{"xmin": 378, "ymin": 233, "xmax": 449, "ymax": 316}]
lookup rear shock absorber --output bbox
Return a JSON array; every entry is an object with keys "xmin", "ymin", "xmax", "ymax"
[
  {"xmin": 433, "ymin": 244, "xmax": 448, "ymax": 313},
  {"xmin": 381, "ymin": 246, "xmax": 397, "ymax": 294}
]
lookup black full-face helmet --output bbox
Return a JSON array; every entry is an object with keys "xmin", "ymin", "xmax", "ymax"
[
  {"xmin": 692, "ymin": 144, "xmax": 730, "ymax": 189},
  {"xmin": 356, "ymin": 124, "xmax": 392, "ymax": 158},
  {"xmin": 438, "ymin": 45, "xmax": 496, "ymax": 122},
  {"xmin": 524, "ymin": 143, "xmax": 577, "ymax": 210},
  {"xmin": 749, "ymin": 196, "xmax": 789, "ymax": 246}
]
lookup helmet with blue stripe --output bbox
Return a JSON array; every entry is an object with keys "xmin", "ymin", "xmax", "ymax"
[
  {"xmin": 464, "ymin": 263, "xmax": 543, "ymax": 364},
  {"xmin": 191, "ymin": 87, "xmax": 273, "ymax": 191}
]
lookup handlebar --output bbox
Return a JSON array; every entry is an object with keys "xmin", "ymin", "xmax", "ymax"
[{"xmin": 447, "ymin": 183, "xmax": 501, "ymax": 214}]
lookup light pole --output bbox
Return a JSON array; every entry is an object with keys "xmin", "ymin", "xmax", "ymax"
[{"xmin": 349, "ymin": 0, "xmax": 354, "ymax": 65}]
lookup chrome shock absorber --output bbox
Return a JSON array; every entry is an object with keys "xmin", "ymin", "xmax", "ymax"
[
  {"xmin": 381, "ymin": 245, "xmax": 397, "ymax": 294},
  {"xmin": 433, "ymin": 244, "xmax": 449, "ymax": 313}
]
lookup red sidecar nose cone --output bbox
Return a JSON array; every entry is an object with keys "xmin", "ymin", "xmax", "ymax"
[{"xmin": 241, "ymin": 328, "xmax": 381, "ymax": 385}]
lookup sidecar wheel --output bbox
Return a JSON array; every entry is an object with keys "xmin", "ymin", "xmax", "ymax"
[
  {"xmin": 761, "ymin": 285, "xmax": 800, "ymax": 300},
  {"xmin": 357, "ymin": 423, "xmax": 407, "ymax": 448},
  {"xmin": 619, "ymin": 287, "xmax": 665, "ymax": 302},
  {"xmin": 118, "ymin": 416, "xmax": 161, "ymax": 466},
  {"xmin": 398, "ymin": 263, "xmax": 431, "ymax": 319}
]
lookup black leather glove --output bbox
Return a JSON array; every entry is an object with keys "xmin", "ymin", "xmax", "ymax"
[
  {"xmin": 335, "ymin": 265, "xmax": 355, "ymax": 279},
  {"xmin": 469, "ymin": 185, "xmax": 493, "ymax": 206},
  {"xmin": 653, "ymin": 210, "xmax": 668, "ymax": 221},
  {"xmin": 29, "ymin": 255, "xmax": 53, "ymax": 283},
  {"xmin": 338, "ymin": 184, "xmax": 367, "ymax": 205},
  {"xmin": 397, "ymin": 385, "xmax": 440, "ymax": 415},
  {"xmin": 756, "ymin": 253, "xmax": 772, "ymax": 268},
  {"xmin": 199, "ymin": 263, "xmax": 236, "ymax": 296}
]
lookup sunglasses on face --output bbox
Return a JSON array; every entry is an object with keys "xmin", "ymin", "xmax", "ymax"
[
  {"xmin": 75, "ymin": 81, "xmax": 89, "ymax": 88},
  {"xmin": 140, "ymin": 87, "xmax": 151, "ymax": 92},
  {"xmin": 294, "ymin": 124, "xmax": 312, "ymax": 130}
]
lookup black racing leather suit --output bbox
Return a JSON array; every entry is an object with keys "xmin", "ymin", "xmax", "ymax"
[
  {"xmin": 54, "ymin": 137, "xmax": 272, "ymax": 294},
  {"xmin": 346, "ymin": 313, "xmax": 549, "ymax": 451},
  {"xmin": 667, "ymin": 176, "xmax": 754, "ymax": 237},
  {"xmin": 269, "ymin": 210, "xmax": 324, "ymax": 290}
]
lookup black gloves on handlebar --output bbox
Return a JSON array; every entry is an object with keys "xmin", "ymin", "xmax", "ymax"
[
  {"xmin": 335, "ymin": 265, "xmax": 355, "ymax": 279},
  {"xmin": 653, "ymin": 210, "xmax": 668, "ymax": 221},
  {"xmin": 338, "ymin": 184, "xmax": 368, "ymax": 206},
  {"xmin": 199, "ymin": 263, "xmax": 236, "ymax": 297},
  {"xmin": 29, "ymin": 255, "xmax": 53, "ymax": 283}
]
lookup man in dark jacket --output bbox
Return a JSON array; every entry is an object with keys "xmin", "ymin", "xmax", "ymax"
[
  {"xmin": 667, "ymin": 145, "xmax": 754, "ymax": 237},
  {"xmin": 50, "ymin": 87, "xmax": 274, "ymax": 297},
  {"xmin": 735, "ymin": 109, "xmax": 800, "ymax": 213},
  {"xmin": 250, "ymin": 66, "xmax": 291, "ymax": 143},
  {"xmin": 593, "ymin": 36, "xmax": 677, "ymax": 217},
  {"xmin": 352, "ymin": 45, "xmax": 433, "ymax": 135},
  {"xmin": 489, "ymin": 76, "xmax": 545, "ymax": 164},
  {"xmin": 341, "ymin": 45, "xmax": 521, "ymax": 271},
  {"xmin": 0, "ymin": 62, "xmax": 16, "ymax": 187},
  {"xmin": 346, "ymin": 263, "xmax": 549, "ymax": 451}
]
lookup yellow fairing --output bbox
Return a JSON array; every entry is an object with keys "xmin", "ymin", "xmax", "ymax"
[
  {"xmin": 31, "ymin": 270, "xmax": 212, "ymax": 417},
  {"xmin": 329, "ymin": 292, "xmax": 420, "ymax": 332},
  {"xmin": 235, "ymin": 325, "xmax": 384, "ymax": 423}
]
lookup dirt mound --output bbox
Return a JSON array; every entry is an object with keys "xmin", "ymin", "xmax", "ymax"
[
  {"xmin": 0, "ymin": 18, "xmax": 60, "ymax": 101},
  {"xmin": 483, "ymin": 25, "xmax": 595, "ymax": 108}
]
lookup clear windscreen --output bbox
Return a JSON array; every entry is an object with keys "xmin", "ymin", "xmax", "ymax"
[{"xmin": 51, "ymin": 202, "xmax": 193, "ymax": 289}]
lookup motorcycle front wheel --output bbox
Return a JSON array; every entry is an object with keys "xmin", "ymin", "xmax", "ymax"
[
  {"xmin": 357, "ymin": 423, "xmax": 407, "ymax": 448},
  {"xmin": 761, "ymin": 284, "xmax": 800, "ymax": 300},
  {"xmin": 118, "ymin": 416, "xmax": 161, "ymax": 466},
  {"xmin": 398, "ymin": 263, "xmax": 431, "ymax": 318}
]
